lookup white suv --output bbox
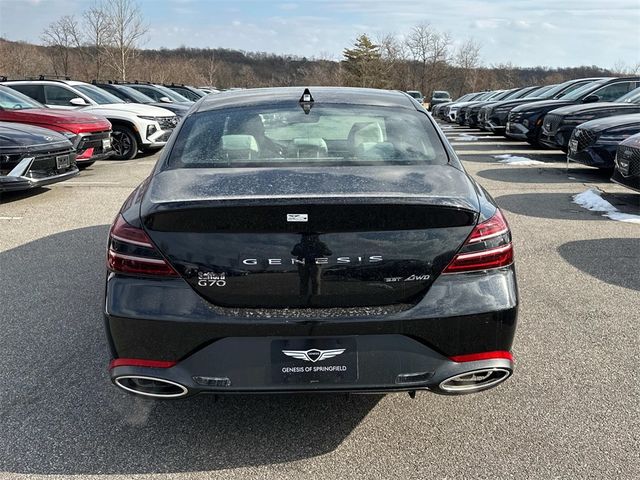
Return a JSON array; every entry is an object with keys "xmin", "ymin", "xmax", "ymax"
[{"xmin": 3, "ymin": 79, "xmax": 178, "ymax": 160}]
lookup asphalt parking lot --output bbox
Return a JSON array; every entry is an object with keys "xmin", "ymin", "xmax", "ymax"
[{"xmin": 1, "ymin": 126, "xmax": 639, "ymax": 480}]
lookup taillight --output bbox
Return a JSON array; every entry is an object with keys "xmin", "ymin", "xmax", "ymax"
[
  {"xmin": 107, "ymin": 214, "xmax": 178, "ymax": 277},
  {"xmin": 444, "ymin": 208, "xmax": 513, "ymax": 273}
]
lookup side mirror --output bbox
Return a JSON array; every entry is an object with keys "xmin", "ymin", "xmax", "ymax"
[
  {"xmin": 583, "ymin": 94, "xmax": 600, "ymax": 103},
  {"xmin": 159, "ymin": 96, "xmax": 173, "ymax": 103},
  {"xmin": 69, "ymin": 97, "xmax": 88, "ymax": 106}
]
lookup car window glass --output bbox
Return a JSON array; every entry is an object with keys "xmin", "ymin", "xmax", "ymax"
[
  {"xmin": 74, "ymin": 84, "xmax": 123, "ymax": 104},
  {"xmin": 167, "ymin": 104, "xmax": 447, "ymax": 169},
  {"xmin": 0, "ymin": 86, "xmax": 44, "ymax": 109},
  {"xmin": 593, "ymin": 82, "xmax": 635, "ymax": 102},
  {"xmin": 10, "ymin": 84, "xmax": 46, "ymax": 103},
  {"xmin": 173, "ymin": 88, "xmax": 199, "ymax": 101},
  {"xmin": 44, "ymin": 85, "xmax": 80, "ymax": 105},
  {"xmin": 133, "ymin": 86, "xmax": 161, "ymax": 101},
  {"xmin": 617, "ymin": 87, "xmax": 640, "ymax": 103}
]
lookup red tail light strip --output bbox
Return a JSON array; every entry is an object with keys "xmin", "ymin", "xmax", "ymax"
[
  {"xmin": 107, "ymin": 214, "xmax": 179, "ymax": 277},
  {"xmin": 109, "ymin": 358, "xmax": 177, "ymax": 369},
  {"xmin": 443, "ymin": 244, "xmax": 513, "ymax": 273},
  {"xmin": 450, "ymin": 351, "xmax": 514, "ymax": 362}
]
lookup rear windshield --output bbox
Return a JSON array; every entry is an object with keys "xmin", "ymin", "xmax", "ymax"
[
  {"xmin": 166, "ymin": 104, "xmax": 448, "ymax": 169},
  {"xmin": 433, "ymin": 91, "xmax": 450, "ymax": 98}
]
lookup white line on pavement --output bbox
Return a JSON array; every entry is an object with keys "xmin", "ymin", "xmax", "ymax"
[
  {"xmin": 58, "ymin": 181, "xmax": 122, "ymax": 186},
  {"xmin": 456, "ymin": 150, "xmax": 565, "ymax": 155},
  {"xmin": 450, "ymin": 142, "xmax": 529, "ymax": 146},
  {"xmin": 0, "ymin": 216, "xmax": 23, "ymax": 220}
]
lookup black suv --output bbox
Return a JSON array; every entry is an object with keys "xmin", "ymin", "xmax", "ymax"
[{"xmin": 506, "ymin": 77, "xmax": 640, "ymax": 146}]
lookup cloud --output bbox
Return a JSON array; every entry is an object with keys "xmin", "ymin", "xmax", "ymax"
[{"xmin": 0, "ymin": 0, "xmax": 638, "ymax": 68}]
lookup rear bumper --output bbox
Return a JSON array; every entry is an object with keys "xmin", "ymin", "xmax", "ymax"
[
  {"xmin": 109, "ymin": 337, "xmax": 514, "ymax": 397},
  {"xmin": 104, "ymin": 266, "xmax": 518, "ymax": 395}
]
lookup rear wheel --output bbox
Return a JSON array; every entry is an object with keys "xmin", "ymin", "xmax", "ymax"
[{"xmin": 111, "ymin": 126, "xmax": 138, "ymax": 160}]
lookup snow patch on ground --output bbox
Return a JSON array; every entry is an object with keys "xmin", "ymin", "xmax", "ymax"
[
  {"xmin": 492, "ymin": 154, "xmax": 545, "ymax": 165},
  {"xmin": 573, "ymin": 189, "xmax": 640, "ymax": 224}
]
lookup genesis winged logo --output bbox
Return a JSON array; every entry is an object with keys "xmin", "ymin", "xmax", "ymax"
[{"xmin": 282, "ymin": 348, "xmax": 345, "ymax": 363}]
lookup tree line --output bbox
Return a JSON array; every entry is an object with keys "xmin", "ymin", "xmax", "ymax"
[{"xmin": 1, "ymin": 0, "xmax": 636, "ymax": 96}]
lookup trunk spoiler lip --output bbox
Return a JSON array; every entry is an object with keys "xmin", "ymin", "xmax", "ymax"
[{"xmin": 141, "ymin": 194, "xmax": 480, "ymax": 217}]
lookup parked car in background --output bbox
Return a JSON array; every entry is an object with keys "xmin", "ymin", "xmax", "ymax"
[
  {"xmin": 465, "ymin": 88, "xmax": 523, "ymax": 128},
  {"xmin": 163, "ymin": 84, "xmax": 207, "ymax": 101},
  {"xmin": 123, "ymin": 82, "xmax": 193, "ymax": 105},
  {"xmin": 405, "ymin": 90, "xmax": 424, "ymax": 102},
  {"xmin": 429, "ymin": 91, "xmax": 451, "ymax": 111},
  {"xmin": 481, "ymin": 78, "xmax": 604, "ymax": 133},
  {"xmin": 611, "ymin": 132, "xmax": 640, "ymax": 192},
  {"xmin": 0, "ymin": 121, "xmax": 78, "ymax": 192},
  {"xmin": 456, "ymin": 89, "xmax": 508, "ymax": 126},
  {"xmin": 445, "ymin": 91, "xmax": 493, "ymax": 122},
  {"xmin": 433, "ymin": 92, "xmax": 479, "ymax": 120},
  {"xmin": 506, "ymin": 77, "xmax": 640, "ymax": 146},
  {"xmin": 3, "ymin": 79, "xmax": 179, "ymax": 160},
  {"xmin": 567, "ymin": 113, "xmax": 640, "ymax": 169},
  {"xmin": 93, "ymin": 82, "xmax": 191, "ymax": 119},
  {"xmin": 0, "ymin": 84, "xmax": 112, "ymax": 168},
  {"xmin": 199, "ymin": 87, "xmax": 221, "ymax": 94},
  {"xmin": 482, "ymin": 86, "xmax": 545, "ymax": 135},
  {"xmin": 540, "ymin": 87, "xmax": 640, "ymax": 151}
]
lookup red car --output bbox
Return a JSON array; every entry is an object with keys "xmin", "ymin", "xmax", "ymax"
[{"xmin": 0, "ymin": 85, "xmax": 112, "ymax": 168}]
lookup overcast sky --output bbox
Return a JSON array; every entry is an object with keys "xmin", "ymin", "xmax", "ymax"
[{"xmin": 1, "ymin": 0, "xmax": 639, "ymax": 69}]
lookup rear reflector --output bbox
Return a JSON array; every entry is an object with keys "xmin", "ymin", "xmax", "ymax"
[
  {"xmin": 107, "ymin": 214, "xmax": 179, "ymax": 277},
  {"xmin": 450, "ymin": 351, "xmax": 514, "ymax": 362},
  {"xmin": 109, "ymin": 358, "xmax": 177, "ymax": 369},
  {"xmin": 77, "ymin": 147, "xmax": 94, "ymax": 160},
  {"xmin": 443, "ymin": 208, "xmax": 513, "ymax": 273}
]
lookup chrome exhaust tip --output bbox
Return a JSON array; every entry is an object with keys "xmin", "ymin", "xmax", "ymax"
[
  {"xmin": 114, "ymin": 375, "xmax": 189, "ymax": 398},
  {"xmin": 439, "ymin": 368, "xmax": 511, "ymax": 394}
]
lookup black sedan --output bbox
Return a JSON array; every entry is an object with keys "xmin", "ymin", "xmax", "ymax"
[
  {"xmin": 0, "ymin": 121, "xmax": 78, "ymax": 192},
  {"xmin": 568, "ymin": 113, "xmax": 640, "ymax": 169},
  {"xmin": 540, "ymin": 87, "xmax": 640, "ymax": 151},
  {"xmin": 612, "ymin": 132, "xmax": 640, "ymax": 192},
  {"xmin": 506, "ymin": 77, "xmax": 640, "ymax": 145},
  {"xmin": 105, "ymin": 87, "xmax": 518, "ymax": 399}
]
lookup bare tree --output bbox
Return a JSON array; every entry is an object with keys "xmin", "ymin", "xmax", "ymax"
[
  {"xmin": 102, "ymin": 0, "xmax": 148, "ymax": 81},
  {"xmin": 41, "ymin": 15, "xmax": 81, "ymax": 76},
  {"xmin": 454, "ymin": 38, "xmax": 482, "ymax": 95},
  {"xmin": 83, "ymin": 2, "xmax": 112, "ymax": 80},
  {"xmin": 405, "ymin": 23, "xmax": 452, "ymax": 95}
]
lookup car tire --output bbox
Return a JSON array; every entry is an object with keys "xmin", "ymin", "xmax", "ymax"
[{"xmin": 111, "ymin": 126, "xmax": 138, "ymax": 160}]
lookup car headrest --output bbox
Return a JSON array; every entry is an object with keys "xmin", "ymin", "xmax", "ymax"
[
  {"xmin": 291, "ymin": 137, "xmax": 328, "ymax": 158},
  {"xmin": 347, "ymin": 122, "xmax": 384, "ymax": 147},
  {"xmin": 356, "ymin": 142, "xmax": 395, "ymax": 160},
  {"xmin": 220, "ymin": 135, "xmax": 259, "ymax": 160}
]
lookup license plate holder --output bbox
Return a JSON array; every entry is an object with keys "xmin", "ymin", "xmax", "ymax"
[
  {"xmin": 271, "ymin": 337, "xmax": 358, "ymax": 385},
  {"xmin": 56, "ymin": 154, "xmax": 70, "ymax": 169}
]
